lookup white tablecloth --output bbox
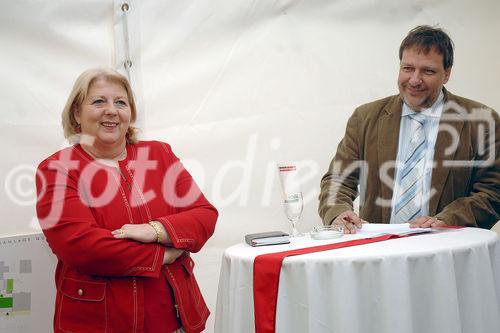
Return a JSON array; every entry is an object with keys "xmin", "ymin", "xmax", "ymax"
[{"xmin": 215, "ymin": 227, "xmax": 500, "ymax": 333}]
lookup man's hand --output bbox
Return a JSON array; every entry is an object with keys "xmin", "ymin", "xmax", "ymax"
[
  {"xmin": 409, "ymin": 216, "xmax": 447, "ymax": 228},
  {"xmin": 332, "ymin": 211, "xmax": 368, "ymax": 234}
]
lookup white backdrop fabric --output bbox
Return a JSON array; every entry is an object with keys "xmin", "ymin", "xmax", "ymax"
[{"xmin": 1, "ymin": 1, "xmax": 499, "ymax": 332}]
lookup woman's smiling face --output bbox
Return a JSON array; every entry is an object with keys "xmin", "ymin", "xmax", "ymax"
[{"xmin": 75, "ymin": 78, "xmax": 131, "ymax": 152}]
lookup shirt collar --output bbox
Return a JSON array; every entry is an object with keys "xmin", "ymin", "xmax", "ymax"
[{"xmin": 402, "ymin": 89, "xmax": 445, "ymax": 118}]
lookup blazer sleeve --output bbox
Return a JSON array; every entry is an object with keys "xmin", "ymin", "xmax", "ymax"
[
  {"xmin": 435, "ymin": 109, "xmax": 500, "ymax": 229},
  {"xmin": 36, "ymin": 157, "xmax": 165, "ymax": 277},
  {"xmin": 154, "ymin": 143, "xmax": 218, "ymax": 253},
  {"xmin": 318, "ymin": 110, "xmax": 361, "ymax": 225}
]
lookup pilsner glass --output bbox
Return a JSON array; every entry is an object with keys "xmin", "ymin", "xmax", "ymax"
[
  {"xmin": 283, "ymin": 191, "xmax": 304, "ymax": 237},
  {"xmin": 277, "ymin": 162, "xmax": 305, "ymax": 237}
]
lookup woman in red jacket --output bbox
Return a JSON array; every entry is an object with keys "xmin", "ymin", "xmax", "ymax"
[{"xmin": 36, "ymin": 67, "xmax": 218, "ymax": 333}]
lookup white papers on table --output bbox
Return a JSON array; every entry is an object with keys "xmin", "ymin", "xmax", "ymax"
[{"xmin": 355, "ymin": 223, "xmax": 434, "ymax": 237}]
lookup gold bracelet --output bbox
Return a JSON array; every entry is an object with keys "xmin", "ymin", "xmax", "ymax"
[{"xmin": 148, "ymin": 221, "xmax": 165, "ymax": 243}]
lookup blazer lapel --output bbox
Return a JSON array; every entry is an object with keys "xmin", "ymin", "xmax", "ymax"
[
  {"xmin": 429, "ymin": 92, "xmax": 465, "ymax": 215},
  {"xmin": 377, "ymin": 96, "xmax": 403, "ymax": 222}
]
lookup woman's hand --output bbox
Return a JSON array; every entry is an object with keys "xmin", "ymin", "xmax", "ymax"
[
  {"xmin": 112, "ymin": 223, "xmax": 157, "ymax": 243},
  {"xmin": 163, "ymin": 248, "xmax": 185, "ymax": 264},
  {"xmin": 112, "ymin": 223, "xmax": 184, "ymax": 264}
]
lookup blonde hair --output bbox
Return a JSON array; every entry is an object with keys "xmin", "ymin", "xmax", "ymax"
[{"xmin": 61, "ymin": 67, "xmax": 139, "ymax": 144}]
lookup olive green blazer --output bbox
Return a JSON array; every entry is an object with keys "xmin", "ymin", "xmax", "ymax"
[{"xmin": 319, "ymin": 89, "xmax": 500, "ymax": 229}]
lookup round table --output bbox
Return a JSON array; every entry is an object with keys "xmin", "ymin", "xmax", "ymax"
[{"xmin": 215, "ymin": 227, "xmax": 500, "ymax": 333}]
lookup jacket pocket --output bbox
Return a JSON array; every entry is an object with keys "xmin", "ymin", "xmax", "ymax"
[
  {"xmin": 58, "ymin": 277, "xmax": 107, "ymax": 332},
  {"xmin": 164, "ymin": 255, "xmax": 209, "ymax": 333}
]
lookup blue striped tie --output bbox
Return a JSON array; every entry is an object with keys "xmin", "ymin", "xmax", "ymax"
[{"xmin": 393, "ymin": 113, "xmax": 427, "ymax": 223}]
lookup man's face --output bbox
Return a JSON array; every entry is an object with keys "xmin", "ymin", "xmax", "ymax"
[{"xmin": 398, "ymin": 46, "xmax": 451, "ymax": 111}]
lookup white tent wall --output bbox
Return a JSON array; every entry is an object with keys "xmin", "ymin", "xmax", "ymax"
[{"xmin": 1, "ymin": 0, "xmax": 499, "ymax": 332}]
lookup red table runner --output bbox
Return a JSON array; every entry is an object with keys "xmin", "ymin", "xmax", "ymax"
[{"xmin": 252, "ymin": 227, "xmax": 462, "ymax": 333}]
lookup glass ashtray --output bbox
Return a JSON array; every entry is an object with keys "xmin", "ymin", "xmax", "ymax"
[{"xmin": 310, "ymin": 225, "xmax": 344, "ymax": 240}]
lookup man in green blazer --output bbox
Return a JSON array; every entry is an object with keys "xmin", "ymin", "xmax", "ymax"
[{"xmin": 319, "ymin": 25, "xmax": 499, "ymax": 233}]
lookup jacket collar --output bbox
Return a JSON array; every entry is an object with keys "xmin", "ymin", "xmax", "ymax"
[
  {"xmin": 378, "ymin": 95, "xmax": 403, "ymax": 222},
  {"xmin": 429, "ymin": 88, "xmax": 465, "ymax": 215}
]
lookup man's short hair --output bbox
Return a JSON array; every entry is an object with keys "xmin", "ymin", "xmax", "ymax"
[{"xmin": 399, "ymin": 25, "xmax": 454, "ymax": 69}]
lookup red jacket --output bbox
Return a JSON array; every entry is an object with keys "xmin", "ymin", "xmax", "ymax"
[{"xmin": 36, "ymin": 141, "xmax": 218, "ymax": 333}]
